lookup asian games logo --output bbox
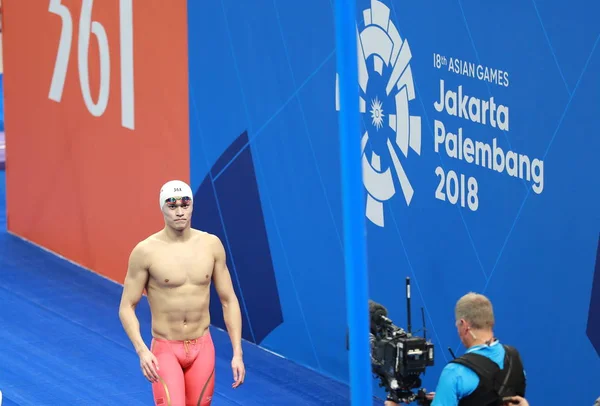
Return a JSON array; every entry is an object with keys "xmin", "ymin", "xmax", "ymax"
[{"xmin": 336, "ymin": 0, "xmax": 421, "ymax": 228}]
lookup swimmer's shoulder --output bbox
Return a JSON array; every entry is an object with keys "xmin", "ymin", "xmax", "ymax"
[
  {"xmin": 126, "ymin": 237, "xmax": 154, "ymax": 272},
  {"xmin": 189, "ymin": 229, "xmax": 225, "ymax": 254},
  {"xmin": 190, "ymin": 228, "xmax": 221, "ymax": 243},
  {"xmin": 130, "ymin": 231, "xmax": 165, "ymax": 256}
]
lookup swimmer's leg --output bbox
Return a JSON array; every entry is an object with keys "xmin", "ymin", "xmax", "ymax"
[
  {"xmin": 151, "ymin": 340, "xmax": 185, "ymax": 406},
  {"xmin": 184, "ymin": 334, "xmax": 216, "ymax": 406}
]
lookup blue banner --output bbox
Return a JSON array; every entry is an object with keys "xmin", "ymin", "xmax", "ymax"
[{"xmin": 186, "ymin": 0, "xmax": 600, "ymax": 403}]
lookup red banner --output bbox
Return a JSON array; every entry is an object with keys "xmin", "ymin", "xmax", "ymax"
[{"xmin": 3, "ymin": 0, "xmax": 190, "ymax": 283}]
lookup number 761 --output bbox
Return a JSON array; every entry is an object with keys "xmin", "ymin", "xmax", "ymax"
[{"xmin": 48, "ymin": 0, "xmax": 135, "ymax": 130}]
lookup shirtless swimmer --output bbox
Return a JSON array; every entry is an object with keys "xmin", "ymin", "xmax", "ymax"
[{"xmin": 119, "ymin": 180, "xmax": 245, "ymax": 406}]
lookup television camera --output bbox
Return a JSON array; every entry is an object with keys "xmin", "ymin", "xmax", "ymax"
[{"xmin": 369, "ymin": 278, "xmax": 435, "ymax": 405}]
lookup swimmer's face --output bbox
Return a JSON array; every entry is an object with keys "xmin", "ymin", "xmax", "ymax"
[{"xmin": 162, "ymin": 196, "xmax": 193, "ymax": 230}]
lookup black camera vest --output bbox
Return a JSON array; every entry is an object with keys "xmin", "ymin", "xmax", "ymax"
[{"xmin": 450, "ymin": 344, "xmax": 526, "ymax": 406}]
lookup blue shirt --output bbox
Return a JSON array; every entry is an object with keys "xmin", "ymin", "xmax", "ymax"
[{"xmin": 431, "ymin": 340, "xmax": 506, "ymax": 406}]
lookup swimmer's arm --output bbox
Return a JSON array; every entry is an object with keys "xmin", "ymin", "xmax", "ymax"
[
  {"xmin": 212, "ymin": 236, "xmax": 243, "ymax": 358},
  {"xmin": 118, "ymin": 243, "xmax": 151, "ymax": 355}
]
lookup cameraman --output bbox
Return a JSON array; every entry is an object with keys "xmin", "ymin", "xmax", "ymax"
[
  {"xmin": 431, "ymin": 292, "xmax": 526, "ymax": 405},
  {"xmin": 386, "ymin": 292, "xmax": 526, "ymax": 406},
  {"xmin": 384, "ymin": 396, "xmax": 530, "ymax": 406}
]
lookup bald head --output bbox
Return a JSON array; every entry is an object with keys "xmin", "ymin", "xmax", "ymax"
[{"xmin": 455, "ymin": 292, "xmax": 495, "ymax": 330}]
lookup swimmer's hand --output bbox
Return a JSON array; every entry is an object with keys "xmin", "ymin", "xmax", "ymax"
[
  {"xmin": 231, "ymin": 355, "xmax": 245, "ymax": 388},
  {"xmin": 138, "ymin": 349, "xmax": 160, "ymax": 383}
]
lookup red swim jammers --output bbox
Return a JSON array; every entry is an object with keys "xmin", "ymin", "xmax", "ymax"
[{"xmin": 150, "ymin": 331, "xmax": 215, "ymax": 406}]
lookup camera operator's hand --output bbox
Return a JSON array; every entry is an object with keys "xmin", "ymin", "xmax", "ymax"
[
  {"xmin": 502, "ymin": 396, "xmax": 529, "ymax": 406},
  {"xmin": 383, "ymin": 392, "xmax": 435, "ymax": 406}
]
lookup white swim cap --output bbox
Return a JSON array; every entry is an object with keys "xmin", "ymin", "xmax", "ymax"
[{"xmin": 159, "ymin": 180, "xmax": 194, "ymax": 209}]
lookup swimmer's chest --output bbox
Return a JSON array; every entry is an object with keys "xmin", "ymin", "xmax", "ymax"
[{"xmin": 149, "ymin": 245, "xmax": 214, "ymax": 287}]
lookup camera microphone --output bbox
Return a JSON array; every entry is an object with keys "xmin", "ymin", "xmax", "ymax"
[
  {"xmin": 369, "ymin": 300, "xmax": 389, "ymax": 329},
  {"xmin": 369, "ymin": 300, "xmax": 388, "ymax": 317}
]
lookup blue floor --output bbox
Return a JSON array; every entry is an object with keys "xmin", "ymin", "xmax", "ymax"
[{"xmin": 0, "ymin": 170, "xmax": 375, "ymax": 405}]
